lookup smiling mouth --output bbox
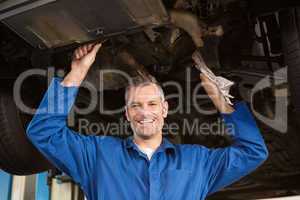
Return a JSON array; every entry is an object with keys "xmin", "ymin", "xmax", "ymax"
[{"xmin": 137, "ymin": 119, "xmax": 155, "ymax": 124}]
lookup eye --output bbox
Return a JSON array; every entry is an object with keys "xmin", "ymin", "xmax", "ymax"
[
  {"xmin": 130, "ymin": 104, "xmax": 140, "ymax": 108},
  {"xmin": 149, "ymin": 102, "xmax": 157, "ymax": 106}
]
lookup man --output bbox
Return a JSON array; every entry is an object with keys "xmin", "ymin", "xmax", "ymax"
[{"xmin": 26, "ymin": 42, "xmax": 268, "ymax": 200}]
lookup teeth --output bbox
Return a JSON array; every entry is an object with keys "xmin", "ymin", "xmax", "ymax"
[{"xmin": 139, "ymin": 119, "xmax": 154, "ymax": 123}]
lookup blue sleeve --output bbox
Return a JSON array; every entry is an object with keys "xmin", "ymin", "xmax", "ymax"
[
  {"xmin": 26, "ymin": 77, "xmax": 99, "ymax": 187},
  {"xmin": 203, "ymin": 101, "xmax": 268, "ymax": 195}
]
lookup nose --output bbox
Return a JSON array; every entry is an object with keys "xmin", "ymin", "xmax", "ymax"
[
  {"xmin": 137, "ymin": 106, "xmax": 149, "ymax": 115},
  {"xmin": 135, "ymin": 104, "xmax": 153, "ymax": 117}
]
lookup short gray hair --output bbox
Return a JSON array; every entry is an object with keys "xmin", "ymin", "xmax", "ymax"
[{"xmin": 125, "ymin": 73, "xmax": 165, "ymax": 105}]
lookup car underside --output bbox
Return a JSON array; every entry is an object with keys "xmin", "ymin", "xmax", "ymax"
[{"xmin": 0, "ymin": 0, "xmax": 300, "ymax": 199}]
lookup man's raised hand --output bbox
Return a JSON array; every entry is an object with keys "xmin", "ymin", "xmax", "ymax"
[
  {"xmin": 71, "ymin": 43, "xmax": 102, "ymax": 73},
  {"xmin": 61, "ymin": 43, "xmax": 102, "ymax": 87}
]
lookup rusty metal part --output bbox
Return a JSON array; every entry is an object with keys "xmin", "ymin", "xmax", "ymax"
[
  {"xmin": 174, "ymin": 0, "xmax": 191, "ymax": 9},
  {"xmin": 117, "ymin": 48, "xmax": 153, "ymax": 81},
  {"xmin": 120, "ymin": 0, "xmax": 169, "ymax": 26},
  {"xmin": 118, "ymin": 50, "xmax": 148, "ymax": 72},
  {"xmin": 170, "ymin": 28, "xmax": 181, "ymax": 45},
  {"xmin": 192, "ymin": 49, "xmax": 209, "ymax": 71},
  {"xmin": 85, "ymin": 47, "xmax": 153, "ymax": 91},
  {"xmin": 169, "ymin": 10, "xmax": 224, "ymax": 48},
  {"xmin": 170, "ymin": 10, "xmax": 205, "ymax": 48},
  {"xmin": 205, "ymin": 25, "xmax": 224, "ymax": 37},
  {"xmin": 143, "ymin": 27, "xmax": 160, "ymax": 42}
]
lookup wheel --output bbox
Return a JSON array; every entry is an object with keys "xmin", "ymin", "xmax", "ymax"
[
  {"xmin": 0, "ymin": 78, "xmax": 54, "ymax": 175},
  {"xmin": 279, "ymin": 7, "xmax": 300, "ymax": 120}
]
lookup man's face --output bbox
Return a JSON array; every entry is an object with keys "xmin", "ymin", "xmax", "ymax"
[{"xmin": 125, "ymin": 84, "xmax": 168, "ymax": 139}]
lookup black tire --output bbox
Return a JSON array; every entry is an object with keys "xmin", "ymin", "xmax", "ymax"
[
  {"xmin": 0, "ymin": 82, "xmax": 54, "ymax": 175},
  {"xmin": 279, "ymin": 7, "xmax": 300, "ymax": 119}
]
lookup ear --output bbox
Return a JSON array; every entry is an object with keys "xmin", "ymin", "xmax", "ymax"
[
  {"xmin": 125, "ymin": 106, "xmax": 130, "ymax": 121},
  {"xmin": 162, "ymin": 100, "xmax": 169, "ymax": 118}
]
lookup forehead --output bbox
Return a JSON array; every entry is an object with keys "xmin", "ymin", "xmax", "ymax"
[{"xmin": 127, "ymin": 84, "xmax": 161, "ymax": 102}]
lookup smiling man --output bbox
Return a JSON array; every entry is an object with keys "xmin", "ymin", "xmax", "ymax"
[
  {"xmin": 125, "ymin": 78, "xmax": 169, "ymax": 160},
  {"xmin": 26, "ymin": 43, "xmax": 268, "ymax": 200}
]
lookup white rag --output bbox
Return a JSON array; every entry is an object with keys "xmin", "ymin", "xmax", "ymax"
[{"xmin": 192, "ymin": 50, "xmax": 235, "ymax": 105}]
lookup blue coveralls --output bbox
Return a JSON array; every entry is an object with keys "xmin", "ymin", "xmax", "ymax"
[{"xmin": 26, "ymin": 77, "xmax": 268, "ymax": 200}]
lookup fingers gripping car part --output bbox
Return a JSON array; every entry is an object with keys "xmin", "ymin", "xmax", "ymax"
[{"xmin": 192, "ymin": 50, "xmax": 235, "ymax": 105}]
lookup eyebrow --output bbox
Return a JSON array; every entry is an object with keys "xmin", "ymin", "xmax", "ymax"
[
  {"xmin": 129, "ymin": 102, "xmax": 140, "ymax": 105},
  {"xmin": 148, "ymin": 100, "xmax": 159, "ymax": 103},
  {"xmin": 129, "ymin": 99, "xmax": 160, "ymax": 105}
]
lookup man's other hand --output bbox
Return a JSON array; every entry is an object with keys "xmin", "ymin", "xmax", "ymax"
[{"xmin": 200, "ymin": 73, "xmax": 235, "ymax": 114}]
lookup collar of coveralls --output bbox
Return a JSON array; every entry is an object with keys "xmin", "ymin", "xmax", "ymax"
[{"xmin": 124, "ymin": 136, "xmax": 176, "ymax": 156}]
